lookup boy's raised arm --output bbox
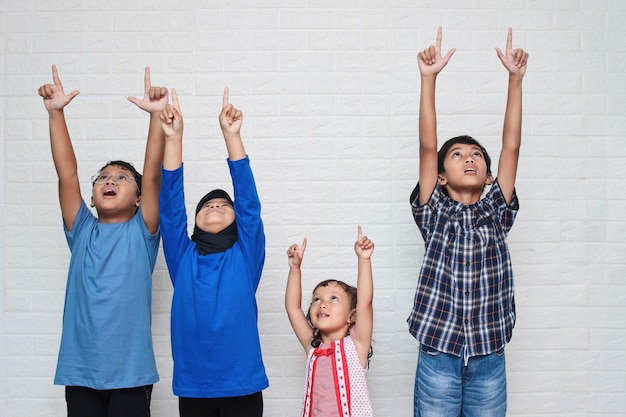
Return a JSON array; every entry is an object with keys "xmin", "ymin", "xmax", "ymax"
[
  {"xmin": 417, "ymin": 27, "xmax": 456, "ymax": 206},
  {"xmin": 128, "ymin": 67, "xmax": 168, "ymax": 234},
  {"xmin": 38, "ymin": 65, "xmax": 82, "ymax": 231},
  {"xmin": 495, "ymin": 28, "xmax": 528, "ymax": 204}
]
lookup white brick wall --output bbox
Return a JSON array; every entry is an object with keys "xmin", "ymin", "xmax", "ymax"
[{"xmin": 2, "ymin": 1, "xmax": 626, "ymax": 416}]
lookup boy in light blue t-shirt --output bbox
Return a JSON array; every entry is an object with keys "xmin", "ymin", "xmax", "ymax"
[{"xmin": 38, "ymin": 65, "xmax": 167, "ymax": 417}]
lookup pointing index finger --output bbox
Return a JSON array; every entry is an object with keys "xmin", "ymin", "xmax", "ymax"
[
  {"xmin": 171, "ymin": 88, "xmax": 180, "ymax": 109},
  {"xmin": 436, "ymin": 26, "xmax": 443, "ymax": 51},
  {"xmin": 357, "ymin": 225, "xmax": 363, "ymax": 240},
  {"xmin": 51, "ymin": 64, "xmax": 63, "ymax": 89},
  {"xmin": 223, "ymin": 87, "xmax": 229, "ymax": 108},
  {"xmin": 144, "ymin": 66, "xmax": 151, "ymax": 92},
  {"xmin": 506, "ymin": 27, "xmax": 513, "ymax": 52}
]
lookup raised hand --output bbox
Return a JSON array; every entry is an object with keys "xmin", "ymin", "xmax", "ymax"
[
  {"xmin": 127, "ymin": 66, "xmax": 168, "ymax": 113},
  {"xmin": 160, "ymin": 88, "xmax": 183, "ymax": 138},
  {"xmin": 417, "ymin": 26, "xmax": 456, "ymax": 77},
  {"xmin": 354, "ymin": 225, "xmax": 374, "ymax": 260},
  {"xmin": 496, "ymin": 28, "xmax": 529, "ymax": 78},
  {"xmin": 287, "ymin": 237, "xmax": 307, "ymax": 269},
  {"xmin": 38, "ymin": 65, "xmax": 80, "ymax": 112},
  {"xmin": 218, "ymin": 87, "xmax": 243, "ymax": 137}
]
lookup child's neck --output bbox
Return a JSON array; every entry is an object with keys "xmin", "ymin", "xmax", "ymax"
[
  {"xmin": 321, "ymin": 328, "xmax": 350, "ymax": 344},
  {"xmin": 96, "ymin": 208, "xmax": 136, "ymax": 224},
  {"xmin": 446, "ymin": 187, "xmax": 483, "ymax": 205}
]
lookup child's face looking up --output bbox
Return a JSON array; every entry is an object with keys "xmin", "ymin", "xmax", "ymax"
[
  {"xmin": 309, "ymin": 282, "xmax": 355, "ymax": 342},
  {"xmin": 91, "ymin": 165, "xmax": 141, "ymax": 218},
  {"xmin": 438, "ymin": 144, "xmax": 493, "ymax": 192},
  {"xmin": 195, "ymin": 198, "xmax": 236, "ymax": 234}
]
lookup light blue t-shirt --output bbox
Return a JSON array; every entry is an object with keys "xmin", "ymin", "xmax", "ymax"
[{"xmin": 54, "ymin": 201, "xmax": 160, "ymax": 389}]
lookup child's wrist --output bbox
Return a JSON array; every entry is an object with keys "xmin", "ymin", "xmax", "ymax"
[
  {"xmin": 48, "ymin": 109, "xmax": 67, "ymax": 120},
  {"xmin": 166, "ymin": 133, "xmax": 183, "ymax": 140},
  {"xmin": 222, "ymin": 132, "xmax": 241, "ymax": 141}
]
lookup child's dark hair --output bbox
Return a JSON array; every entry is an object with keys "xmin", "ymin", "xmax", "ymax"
[
  {"xmin": 306, "ymin": 279, "xmax": 373, "ymax": 362},
  {"xmin": 437, "ymin": 135, "xmax": 492, "ymax": 175},
  {"xmin": 93, "ymin": 160, "xmax": 143, "ymax": 196}
]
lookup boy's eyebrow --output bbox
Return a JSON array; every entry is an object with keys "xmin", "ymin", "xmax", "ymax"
[{"xmin": 448, "ymin": 145, "xmax": 483, "ymax": 153}]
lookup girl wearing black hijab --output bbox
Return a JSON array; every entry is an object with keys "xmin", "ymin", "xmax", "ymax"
[{"xmin": 159, "ymin": 88, "xmax": 268, "ymax": 417}]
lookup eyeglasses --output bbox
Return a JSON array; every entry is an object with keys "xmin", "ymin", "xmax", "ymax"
[
  {"xmin": 202, "ymin": 201, "xmax": 233, "ymax": 209},
  {"xmin": 91, "ymin": 172, "xmax": 137, "ymax": 186}
]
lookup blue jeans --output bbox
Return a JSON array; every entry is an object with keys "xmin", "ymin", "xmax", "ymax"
[{"xmin": 414, "ymin": 345, "xmax": 507, "ymax": 417}]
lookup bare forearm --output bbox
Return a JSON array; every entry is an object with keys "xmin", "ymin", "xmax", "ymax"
[
  {"xmin": 417, "ymin": 75, "xmax": 440, "ymax": 205},
  {"xmin": 419, "ymin": 76, "xmax": 438, "ymax": 153},
  {"xmin": 285, "ymin": 267, "xmax": 303, "ymax": 312},
  {"xmin": 497, "ymin": 75, "xmax": 523, "ymax": 202},
  {"xmin": 224, "ymin": 132, "xmax": 246, "ymax": 161},
  {"xmin": 357, "ymin": 258, "xmax": 373, "ymax": 308},
  {"xmin": 141, "ymin": 113, "xmax": 166, "ymax": 233},
  {"xmin": 48, "ymin": 110, "xmax": 78, "ymax": 179},
  {"xmin": 163, "ymin": 135, "xmax": 183, "ymax": 170},
  {"xmin": 143, "ymin": 113, "xmax": 165, "ymax": 181},
  {"xmin": 502, "ymin": 76, "xmax": 523, "ymax": 151}
]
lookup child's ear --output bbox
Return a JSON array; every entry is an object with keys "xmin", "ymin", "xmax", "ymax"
[
  {"xmin": 485, "ymin": 174, "xmax": 494, "ymax": 185},
  {"xmin": 348, "ymin": 308, "xmax": 357, "ymax": 324},
  {"xmin": 135, "ymin": 195, "xmax": 142, "ymax": 207},
  {"xmin": 90, "ymin": 196, "xmax": 95, "ymax": 207},
  {"xmin": 437, "ymin": 173, "xmax": 448, "ymax": 186}
]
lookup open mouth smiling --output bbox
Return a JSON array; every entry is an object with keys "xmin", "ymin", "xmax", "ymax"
[{"xmin": 103, "ymin": 187, "xmax": 117, "ymax": 196}]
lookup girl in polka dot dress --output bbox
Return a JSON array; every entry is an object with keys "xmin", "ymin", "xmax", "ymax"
[{"xmin": 286, "ymin": 226, "xmax": 375, "ymax": 417}]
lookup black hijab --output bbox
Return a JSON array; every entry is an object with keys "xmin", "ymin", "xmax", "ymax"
[{"xmin": 191, "ymin": 189, "xmax": 238, "ymax": 255}]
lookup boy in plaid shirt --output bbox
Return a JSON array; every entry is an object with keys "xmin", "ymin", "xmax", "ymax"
[{"xmin": 409, "ymin": 27, "xmax": 528, "ymax": 417}]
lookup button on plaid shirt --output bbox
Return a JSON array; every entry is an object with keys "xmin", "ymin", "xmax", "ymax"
[{"xmin": 408, "ymin": 180, "xmax": 519, "ymax": 358}]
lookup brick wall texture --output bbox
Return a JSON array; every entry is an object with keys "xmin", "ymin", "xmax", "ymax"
[{"xmin": 1, "ymin": 1, "xmax": 626, "ymax": 416}]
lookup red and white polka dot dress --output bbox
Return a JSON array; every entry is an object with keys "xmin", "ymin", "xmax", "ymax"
[{"xmin": 302, "ymin": 333, "xmax": 373, "ymax": 417}]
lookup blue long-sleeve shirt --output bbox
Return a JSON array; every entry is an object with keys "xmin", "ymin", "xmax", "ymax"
[{"xmin": 160, "ymin": 157, "xmax": 268, "ymax": 398}]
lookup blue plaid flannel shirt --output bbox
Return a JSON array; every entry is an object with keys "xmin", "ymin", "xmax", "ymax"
[{"xmin": 408, "ymin": 180, "xmax": 519, "ymax": 359}]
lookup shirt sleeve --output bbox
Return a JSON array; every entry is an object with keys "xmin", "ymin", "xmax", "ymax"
[
  {"xmin": 65, "ymin": 201, "xmax": 95, "ymax": 250},
  {"xmin": 411, "ymin": 182, "xmax": 446, "ymax": 242},
  {"xmin": 228, "ymin": 156, "xmax": 265, "ymax": 289},
  {"xmin": 487, "ymin": 180, "xmax": 519, "ymax": 234},
  {"xmin": 159, "ymin": 165, "xmax": 194, "ymax": 282}
]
